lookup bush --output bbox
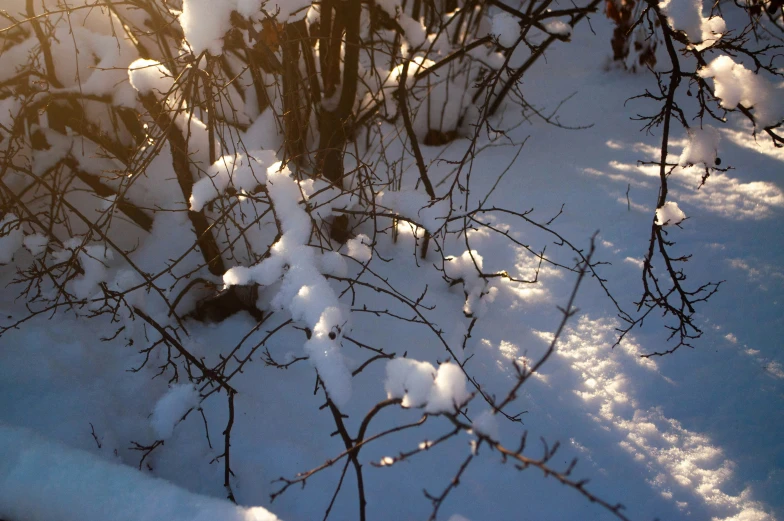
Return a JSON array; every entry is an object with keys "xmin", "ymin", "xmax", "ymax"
[{"xmin": 0, "ymin": 0, "xmax": 782, "ymax": 519}]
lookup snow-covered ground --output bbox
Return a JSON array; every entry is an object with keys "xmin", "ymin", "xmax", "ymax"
[{"xmin": 1, "ymin": 8, "xmax": 782, "ymax": 521}]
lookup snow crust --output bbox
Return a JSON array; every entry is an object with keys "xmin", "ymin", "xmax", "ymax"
[{"xmin": 0, "ymin": 424, "xmax": 281, "ymax": 521}]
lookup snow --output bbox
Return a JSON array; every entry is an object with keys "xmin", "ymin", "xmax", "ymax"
[
  {"xmin": 444, "ymin": 250, "xmax": 499, "ymax": 316},
  {"xmin": 151, "ymin": 385, "xmax": 200, "ymax": 439},
  {"xmin": 385, "ymin": 358, "xmax": 437, "ymax": 408},
  {"xmin": 544, "ymin": 20, "xmax": 572, "ymax": 37},
  {"xmin": 659, "ymin": 0, "xmax": 725, "ymax": 44},
  {"xmin": 180, "ymin": 0, "xmax": 312, "ymax": 54},
  {"xmin": 491, "ymin": 13, "xmax": 521, "ymax": 48},
  {"xmin": 23, "ymin": 234, "xmax": 49, "ymax": 257},
  {"xmin": 425, "ymin": 362, "xmax": 471, "ymax": 413},
  {"xmin": 0, "ymin": 96, "xmax": 20, "ymax": 136},
  {"xmin": 659, "ymin": 0, "xmax": 704, "ymax": 43},
  {"xmin": 180, "ymin": 0, "xmax": 234, "ymax": 56},
  {"xmin": 223, "ymin": 163, "xmax": 352, "ymax": 405},
  {"xmin": 679, "ymin": 125, "xmax": 721, "ymax": 167},
  {"xmin": 471, "ymin": 409, "xmax": 499, "ymax": 440},
  {"xmin": 318, "ymin": 251, "xmax": 348, "ymax": 277},
  {"xmin": 0, "ymin": 424, "xmax": 280, "ymax": 521},
  {"xmin": 128, "ymin": 59, "xmax": 175, "ymax": 96},
  {"xmin": 2, "ymin": 5, "xmax": 784, "ymax": 521},
  {"xmin": 376, "ymin": 190, "xmax": 449, "ymax": 233},
  {"xmin": 52, "ymin": 242, "xmax": 114, "ymax": 300},
  {"xmin": 0, "ymin": 214, "xmax": 23, "ymax": 264},
  {"xmin": 655, "ymin": 201, "xmax": 687, "ymax": 226},
  {"xmin": 385, "ymin": 359, "xmax": 471, "ymax": 413},
  {"xmin": 66, "ymin": 26, "xmax": 139, "ymax": 107},
  {"xmin": 347, "ymin": 234, "xmax": 372, "ymax": 262},
  {"xmin": 190, "ymin": 151, "xmax": 276, "ymax": 212},
  {"xmin": 698, "ymin": 56, "xmax": 784, "ymax": 129}
]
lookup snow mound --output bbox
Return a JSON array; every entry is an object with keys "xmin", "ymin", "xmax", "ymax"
[{"xmin": 0, "ymin": 423, "xmax": 281, "ymax": 521}]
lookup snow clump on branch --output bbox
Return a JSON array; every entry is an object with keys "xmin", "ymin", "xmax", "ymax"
[
  {"xmin": 656, "ymin": 201, "xmax": 687, "ymax": 226},
  {"xmin": 659, "ymin": 0, "xmax": 725, "ymax": 44},
  {"xmin": 698, "ymin": 56, "xmax": 784, "ymax": 129},
  {"xmin": 679, "ymin": 126, "xmax": 720, "ymax": 167},
  {"xmin": 491, "ymin": 13, "xmax": 521, "ymax": 48},
  {"xmin": 385, "ymin": 358, "xmax": 471, "ymax": 413},
  {"xmin": 223, "ymin": 162, "xmax": 352, "ymax": 405}
]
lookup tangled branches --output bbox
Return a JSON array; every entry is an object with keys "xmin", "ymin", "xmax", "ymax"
[{"xmin": 1, "ymin": 0, "xmax": 782, "ymax": 518}]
